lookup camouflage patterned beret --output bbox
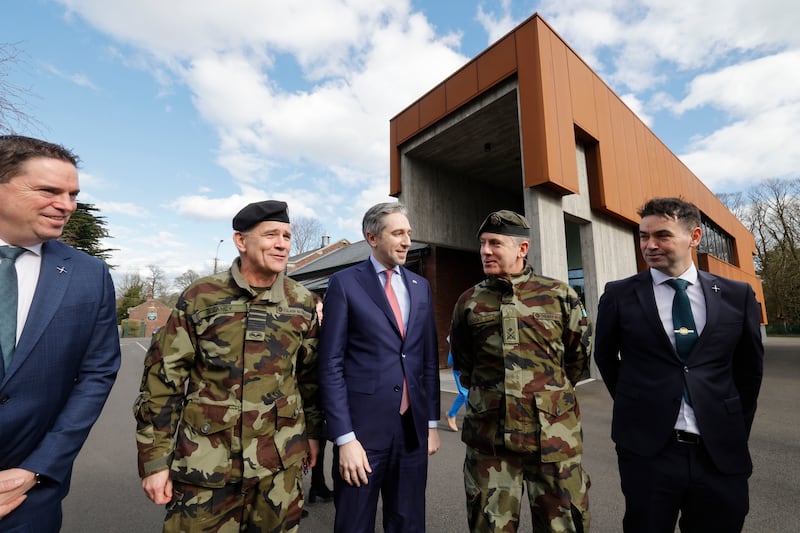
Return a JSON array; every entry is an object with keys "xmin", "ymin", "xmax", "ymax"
[
  {"xmin": 233, "ymin": 200, "xmax": 290, "ymax": 231},
  {"xmin": 477, "ymin": 209, "xmax": 530, "ymax": 237}
]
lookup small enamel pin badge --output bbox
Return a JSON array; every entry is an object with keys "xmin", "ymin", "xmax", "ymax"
[
  {"xmin": 712, "ymin": 284, "xmax": 720, "ymax": 293},
  {"xmin": 57, "ymin": 266, "xmax": 67, "ymax": 274}
]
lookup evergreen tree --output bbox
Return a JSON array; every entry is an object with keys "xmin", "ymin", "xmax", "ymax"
[{"xmin": 60, "ymin": 202, "xmax": 116, "ymax": 263}]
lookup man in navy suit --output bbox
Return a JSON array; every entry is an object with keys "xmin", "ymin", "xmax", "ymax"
[
  {"xmin": 595, "ymin": 197, "xmax": 763, "ymax": 532},
  {"xmin": 0, "ymin": 136, "xmax": 121, "ymax": 531},
  {"xmin": 318, "ymin": 202, "xmax": 440, "ymax": 533}
]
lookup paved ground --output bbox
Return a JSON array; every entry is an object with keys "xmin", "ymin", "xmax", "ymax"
[{"xmin": 61, "ymin": 336, "xmax": 799, "ymax": 532}]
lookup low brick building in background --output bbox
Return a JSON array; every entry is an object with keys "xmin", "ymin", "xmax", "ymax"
[{"xmin": 126, "ymin": 298, "xmax": 171, "ymax": 337}]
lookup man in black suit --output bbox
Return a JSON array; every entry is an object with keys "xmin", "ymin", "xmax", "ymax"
[{"xmin": 594, "ymin": 197, "xmax": 763, "ymax": 533}]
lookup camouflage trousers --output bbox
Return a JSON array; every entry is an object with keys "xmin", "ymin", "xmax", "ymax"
[
  {"xmin": 464, "ymin": 447, "xmax": 590, "ymax": 533},
  {"xmin": 163, "ymin": 464, "xmax": 304, "ymax": 533}
]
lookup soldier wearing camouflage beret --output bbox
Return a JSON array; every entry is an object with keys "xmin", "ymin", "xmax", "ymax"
[
  {"xmin": 449, "ymin": 209, "xmax": 593, "ymax": 532},
  {"xmin": 134, "ymin": 200, "xmax": 323, "ymax": 532}
]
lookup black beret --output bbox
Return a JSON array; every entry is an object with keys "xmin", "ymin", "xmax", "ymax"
[
  {"xmin": 477, "ymin": 209, "xmax": 530, "ymax": 237},
  {"xmin": 232, "ymin": 200, "xmax": 290, "ymax": 231}
]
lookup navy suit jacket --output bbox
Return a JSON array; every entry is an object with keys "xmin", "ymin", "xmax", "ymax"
[
  {"xmin": 318, "ymin": 259, "xmax": 440, "ymax": 450},
  {"xmin": 0, "ymin": 240, "xmax": 121, "ymax": 529},
  {"xmin": 594, "ymin": 269, "xmax": 763, "ymax": 475}
]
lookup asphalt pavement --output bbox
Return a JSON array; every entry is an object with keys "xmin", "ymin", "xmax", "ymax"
[{"xmin": 61, "ymin": 336, "xmax": 799, "ymax": 532}]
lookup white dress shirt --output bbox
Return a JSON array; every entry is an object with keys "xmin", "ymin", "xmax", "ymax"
[{"xmin": 650, "ymin": 264, "xmax": 706, "ymax": 435}]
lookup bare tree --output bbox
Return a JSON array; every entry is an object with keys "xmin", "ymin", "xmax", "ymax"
[
  {"xmin": 144, "ymin": 264, "xmax": 169, "ymax": 299},
  {"xmin": 724, "ymin": 178, "xmax": 800, "ymax": 333},
  {"xmin": 0, "ymin": 42, "xmax": 40, "ymax": 134},
  {"xmin": 290, "ymin": 216, "xmax": 325, "ymax": 255},
  {"xmin": 174, "ymin": 269, "xmax": 200, "ymax": 291}
]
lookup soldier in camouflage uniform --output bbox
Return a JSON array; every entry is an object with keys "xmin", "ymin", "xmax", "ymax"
[
  {"xmin": 134, "ymin": 200, "xmax": 323, "ymax": 533},
  {"xmin": 449, "ymin": 210, "xmax": 592, "ymax": 533}
]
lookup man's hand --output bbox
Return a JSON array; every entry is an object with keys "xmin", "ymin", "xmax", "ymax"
[
  {"xmin": 0, "ymin": 469, "xmax": 37, "ymax": 519},
  {"xmin": 142, "ymin": 469, "xmax": 173, "ymax": 505},
  {"xmin": 338, "ymin": 439, "xmax": 372, "ymax": 487},
  {"xmin": 305, "ymin": 438, "xmax": 320, "ymax": 469},
  {"xmin": 428, "ymin": 428, "xmax": 441, "ymax": 455}
]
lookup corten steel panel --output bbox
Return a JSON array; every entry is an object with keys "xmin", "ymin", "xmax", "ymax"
[
  {"xmin": 395, "ymin": 105, "xmax": 420, "ymax": 146},
  {"xmin": 478, "ymin": 34, "xmax": 517, "ymax": 91},
  {"xmin": 516, "ymin": 21, "xmax": 550, "ymax": 187},
  {"xmin": 633, "ymin": 120, "xmax": 654, "ymax": 199},
  {"xmin": 550, "ymin": 33, "xmax": 580, "ymax": 193},
  {"xmin": 445, "ymin": 62, "xmax": 479, "ymax": 112},
  {"xmin": 567, "ymin": 49, "xmax": 598, "ymax": 137},
  {"xmin": 533, "ymin": 20, "xmax": 579, "ymax": 194},
  {"xmin": 419, "ymin": 85, "xmax": 447, "ymax": 130},
  {"xmin": 611, "ymin": 98, "xmax": 639, "ymax": 220},
  {"xmin": 622, "ymin": 108, "xmax": 645, "ymax": 217},
  {"xmin": 591, "ymin": 78, "xmax": 615, "ymax": 210}
]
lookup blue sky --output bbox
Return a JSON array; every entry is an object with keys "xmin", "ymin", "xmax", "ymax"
[{"xmin": 2, "ymin": 0, "xmax": 798, "ymax": 289}]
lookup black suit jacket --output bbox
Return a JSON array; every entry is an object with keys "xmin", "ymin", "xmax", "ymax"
[{"xmin": 594, "ymin": 269, "xmax": 763, "ymax": 475}]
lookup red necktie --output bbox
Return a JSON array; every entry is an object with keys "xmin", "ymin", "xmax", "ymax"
[{"xmin": 384, "ymin": 269, "xmax": 409, "ymax": 414}]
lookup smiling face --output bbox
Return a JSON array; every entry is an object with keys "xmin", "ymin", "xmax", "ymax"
[
  {"xmin": 234, "ymin": 220, "xmax": 291, "ymax": 287},
  {"xmin": 0, "ymin": 157, "xmax": 79, "ymax": 247},
  {"xmin": 479, "ymin": 232, "xmax": 528, "ymax": 277},
  {"xmin": 367, "ymin": 212, "xmax": 411, "ymax": 269},
  {"xmin": 639, "ymin": 214, "xmax": 702, "ymax": 277}
]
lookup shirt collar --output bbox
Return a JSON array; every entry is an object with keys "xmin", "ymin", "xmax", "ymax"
[
  {"xmin": 0, "ymin": 239, "xmax": 42, "ymax": 256},
  {"xmin": 650, "ymin": 263, "xmax": 698, "ymax": 286},
  {"xmin": 369, "ymin": 255, "xmax": 399, "ymax": 275}
]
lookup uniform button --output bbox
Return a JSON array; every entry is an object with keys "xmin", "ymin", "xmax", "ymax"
[
  {"xmin": 201, "ymin": 422, "xmax": 212, "ymax": 434},
  {"xmin": 394, "ymin": 385, "xmax": 401, "ymax": 392}
]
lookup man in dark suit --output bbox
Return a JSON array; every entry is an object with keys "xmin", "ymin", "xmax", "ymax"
[
  {"xmin": 318, "ymin": 202, "xmax": 440, "ymax": 533},
  {"xmin": 0, "ymin": 135, "xmax": 121, "ymax": 531},
  {"xmin": 595, "ymin": 197, "xmax": 763, "ymax": 533}
]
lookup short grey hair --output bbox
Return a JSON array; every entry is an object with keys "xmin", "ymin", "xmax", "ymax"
[{"xmin": 362, "ymin": 202, "xmax": 408, "ymax": 239}]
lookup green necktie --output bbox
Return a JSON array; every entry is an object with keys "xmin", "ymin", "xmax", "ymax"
[
  {"xmin": 665, "ymin": 278, "xmax": 698, "ymax": 406},
  {"xmin": 0, "ymin": 245, "xmax": 26, "ymax": 370}
]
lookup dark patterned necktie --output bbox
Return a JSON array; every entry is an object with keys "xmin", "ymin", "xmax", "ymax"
[
  {"xmin": 665, "ymin": 278, "xmax": 698, "ymax": 405},
  {"xmin": 0, "ymin": 246, "xmax": 26, "ymax": 370}
]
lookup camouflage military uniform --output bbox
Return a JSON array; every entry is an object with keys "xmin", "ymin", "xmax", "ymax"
[
  {"xmin": 450, "ymin": 264, "xmax": 592, "ymax": 533},
  {"xmin": 134, "ymin": 258, "xmax": 322, "ymax": 532}
]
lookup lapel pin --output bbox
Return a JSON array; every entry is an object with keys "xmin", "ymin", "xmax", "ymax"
[
  {"xmin": 412, "ymin": 280, "xmax": 418, "ymax": 284},
  {"xmin": 711, "ymin": 284, "xmax": 720, "ymax": 293},
  {"xmin": 57, "ymin": 266, "xmax": 67, "ymax": 274}
]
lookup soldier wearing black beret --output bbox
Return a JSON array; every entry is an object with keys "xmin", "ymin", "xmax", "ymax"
[{"xmin": 135, "ymin": 197, "xmax": 323, "ymax": 531}]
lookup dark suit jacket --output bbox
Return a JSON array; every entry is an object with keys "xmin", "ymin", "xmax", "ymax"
[
  {"xmin": 0, "ymin": 240, "xmax": 121, "ymax": 530},
  {"xmin": 594, "ymin": 269, "xmax": 763, "ymax": 475},
  {"xmin": 318, "ymin": 260, "xmax": 440, "ymax": 450}
]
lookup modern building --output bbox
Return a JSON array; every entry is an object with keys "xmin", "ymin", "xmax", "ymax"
[{"xmin": 386, "ymin": 13, "xmax": 765, "ymax": 365}]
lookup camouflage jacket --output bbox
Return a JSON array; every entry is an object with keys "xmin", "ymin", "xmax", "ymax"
[
  {"xmin": 134, "ymin": 259, "xmax": 322, "ymax": 487},
  {"xmin": 450, "ymin": 265, "xmax": 592, "ymax": 461}
]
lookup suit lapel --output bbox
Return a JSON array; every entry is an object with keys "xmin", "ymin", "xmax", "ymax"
[
  {"xmin": 399, "ymin": 267, "xmax": 418, "ymax": 336},
  {"xmin": 355, "ymin": 261, "xmax": 403, "ymax": 338},
  {"xmin": 694, "ymin": 271, "xmax": 720, "ymax": 353},
  {"xmin": 5, "ymin": 242, "xmax": 73, "ymax": 381},
  {"xmin": 634, "ymin": 270, "xmax": 675, "ymax": 353}
]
